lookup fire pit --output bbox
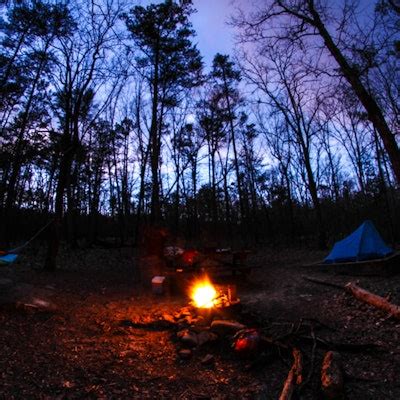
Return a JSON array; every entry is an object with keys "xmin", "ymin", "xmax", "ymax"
[
  {"xmin": 160, "ymin": 275, "xmax": 262, "ymax": 363},
  {"xmin": 190, "ymin": 276, "xmax": 217, "ymax": 309},
  {"xmin": 188, "ymin": 275, "xmax": 241, "ymax": 321}
]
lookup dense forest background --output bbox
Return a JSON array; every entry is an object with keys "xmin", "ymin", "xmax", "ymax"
[{"xmin": 0, "ymin": 0, "xmax": 399, "ymax": 269}]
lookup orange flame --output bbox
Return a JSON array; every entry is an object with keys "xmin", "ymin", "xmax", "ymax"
[{"xmin": 190, "ymin": 277, "xmax": 217, "ymax": 308}]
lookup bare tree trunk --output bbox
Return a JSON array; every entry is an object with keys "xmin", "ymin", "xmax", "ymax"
[
  {"xmin": 221, "ymin": 164, "xmax": 231, "ymax": 228},
  {"xmin": 45, "ymin": 134, "xmax": 76, "ymax": 271},
  {"xmin": 222, "ymin": 74, "xmax": 245, "ymax": 222},
  {"xmin": 191, "ymin": 156, "xmax": 198, "ymax": 238},
  {"xmin": 133, "ymin": 86, "xmax": 150, "ymax": 245},
  {"xmin": 66, "ymin": 163, "xmax": 79, "ymax": 248},
  {"xmin": 0, "ymin": 32, "xmax": 27, "ymax": 88},
  {"xmin": 323, "ymin": 135, "xmax": 340, "ymax": 201},
  {"xmin": 111, "ymin": 136, "xmax": 125, "ymax": 245},
  {"xmin": 211, "ymin": 148, "xmax": 218, "ymax": 230},
  {"xmin": 374, "ymin": 129, "xmax": 395, "ymax": 244},
  {"xmin": 282, "ymin": 167, "xmax": 296, "ymax": 242},
  {"xmin": 134, "ymin": 145, "xmax": 150, "ymax": 245},
  {"xmin": 150, "ymin": 46, "xmax": 161, "ymax": 224},
  {"xmin": 307, "ymin": 2, "xmax": 400, "ymax": 184},
  {"xmin": 4, "ymin": 45, "xmax": 50, "ymax": 244},
  {"xmin": 302, "ymin": 144, "xmax": 326, "ymax": 249}
]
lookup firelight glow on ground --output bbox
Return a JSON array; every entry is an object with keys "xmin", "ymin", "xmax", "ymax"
[{"xmin": 191, "ymin": 278, "xmax": 217, "ymax": 308}]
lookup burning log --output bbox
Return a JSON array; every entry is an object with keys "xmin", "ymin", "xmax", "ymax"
[
  {"xmin": 279, "ymin": 348, "xmax": 303, "ymax": 400},
  {"xmin": 191, "ymin": 278, "xmax": 217, "ymax": 309},
  {"xmin": 345, "ymin": 282, "xmax": 400, "ymax": 320},
  {"xmin": 189, "ymin": 276, "xmax": 240, "ymax": 313},
  {"xmin": 321, "ymin": 351, "xmax": 344, "ymax": 399}
]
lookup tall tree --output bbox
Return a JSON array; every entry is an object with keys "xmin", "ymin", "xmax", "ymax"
[
  {"xmin": 123, "ymin": 0, "xmax": 203, "ymax": 224},
  {"xmin": 210, "ymin": 54, "xmax": 246, "ymax": 222},
  {"xmin": 45, "ymin": 0, "xmax": 122, "ymax": 270},
  {"xmin": 0, "ymin": 1, "xmax": 73, "ymax": 244},
  {"xmin": 197, "ymin": 92, "xmax": 227, "ymax": 229}
]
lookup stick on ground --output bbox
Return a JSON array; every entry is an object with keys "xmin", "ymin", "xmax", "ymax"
[
  {"xmin": 279, "ymin": 348, "xmax": 303, "ymax": 400},
  {"xmin": 345, "ymin": 282, "xmax": 400, "ymax": 320},
  {"xmin": 321, "ymin": 351, "xmax": 344, "ymax": 400}
]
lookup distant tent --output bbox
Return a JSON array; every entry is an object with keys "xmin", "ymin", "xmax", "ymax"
[
  {"xmin": 0, "ymin": 253, "xmax": 18, "ymax": 265},
  {"xmin": 324, "ymin": 220, "xmax": 393, "ymax": 264}
]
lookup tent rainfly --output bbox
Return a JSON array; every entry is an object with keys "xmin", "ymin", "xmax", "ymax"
[{"xmin": 324, "ymin": 220, "xmax": 393, "ymax": 264}]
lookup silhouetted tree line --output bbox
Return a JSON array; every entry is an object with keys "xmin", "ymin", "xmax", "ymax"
[{"xmin": 0, "ymin": 0, "xmax": 399, "ymax": 269}]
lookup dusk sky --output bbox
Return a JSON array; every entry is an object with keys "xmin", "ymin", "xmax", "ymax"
[
  {"xmin": 140, "ymin": 0, "xmax": 248, "ymax": 68},
  {"xmin": 191, "ymin": 0, "xmax": 239, "ymax": 67}
]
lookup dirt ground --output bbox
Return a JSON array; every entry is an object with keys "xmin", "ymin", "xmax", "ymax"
[{"xmin": 0, "ymin": 246, "xmax": 399, "ymax": 399}]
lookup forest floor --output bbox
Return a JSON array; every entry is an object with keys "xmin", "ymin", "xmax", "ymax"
[{"xmin": 0, "ymin": 245, "xmax": 400, "ymax": 399}]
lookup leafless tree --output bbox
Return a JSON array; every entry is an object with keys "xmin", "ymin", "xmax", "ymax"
[
  {"xmin": 233, "ymin": 0, "xmax": 400, "ymax": 184},
  {"xmin": 241, "ymin": 41, "xmax": 327, "ymax": 246},
  {"xmin": 45, "ymin": 0, "xmax": 124, "ymax": 270}
]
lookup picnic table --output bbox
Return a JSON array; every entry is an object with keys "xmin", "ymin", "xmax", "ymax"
[{"xmin": 162, "ymin": 247, "xmax": 256, "ymax": 278}]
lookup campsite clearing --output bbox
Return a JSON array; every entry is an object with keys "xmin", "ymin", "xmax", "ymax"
[{"xmin": 0, "ymin": 246, "xmax": 399, "ymax": 399}]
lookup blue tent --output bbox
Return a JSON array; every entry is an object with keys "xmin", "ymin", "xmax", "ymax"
[
  {"xmin": 324, "ymin": 220, "xmax": 393, "ymax": 264},
  {"xmin": 0, "ymin": 253, "xmax": 18, "ymax": 265}
]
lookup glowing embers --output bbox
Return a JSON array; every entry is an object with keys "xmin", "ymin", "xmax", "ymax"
[{"xmin": 190, "ymin": 277, "xmax": 217, "ymax": 309}]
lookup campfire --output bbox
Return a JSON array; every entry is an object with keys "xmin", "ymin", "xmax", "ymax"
[
  {"xmin": 190, "ymin": 277, "xmax": 217, "ymax": 308},
  {"xmin": 189, "ymin": 275, "xmax": 240, "ymax": 310}
]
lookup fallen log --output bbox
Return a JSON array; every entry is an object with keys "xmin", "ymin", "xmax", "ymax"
[
  {"xmin": 303, "ymin": 277, "xmax": 400, "ymax": 321},
  {"xmin": 345, "ymin": 282, "xmax": 400, "ymax": 320},
  {"xmin": 279, "ymin": 348, "xmax": 303, "ymax": 400}
]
